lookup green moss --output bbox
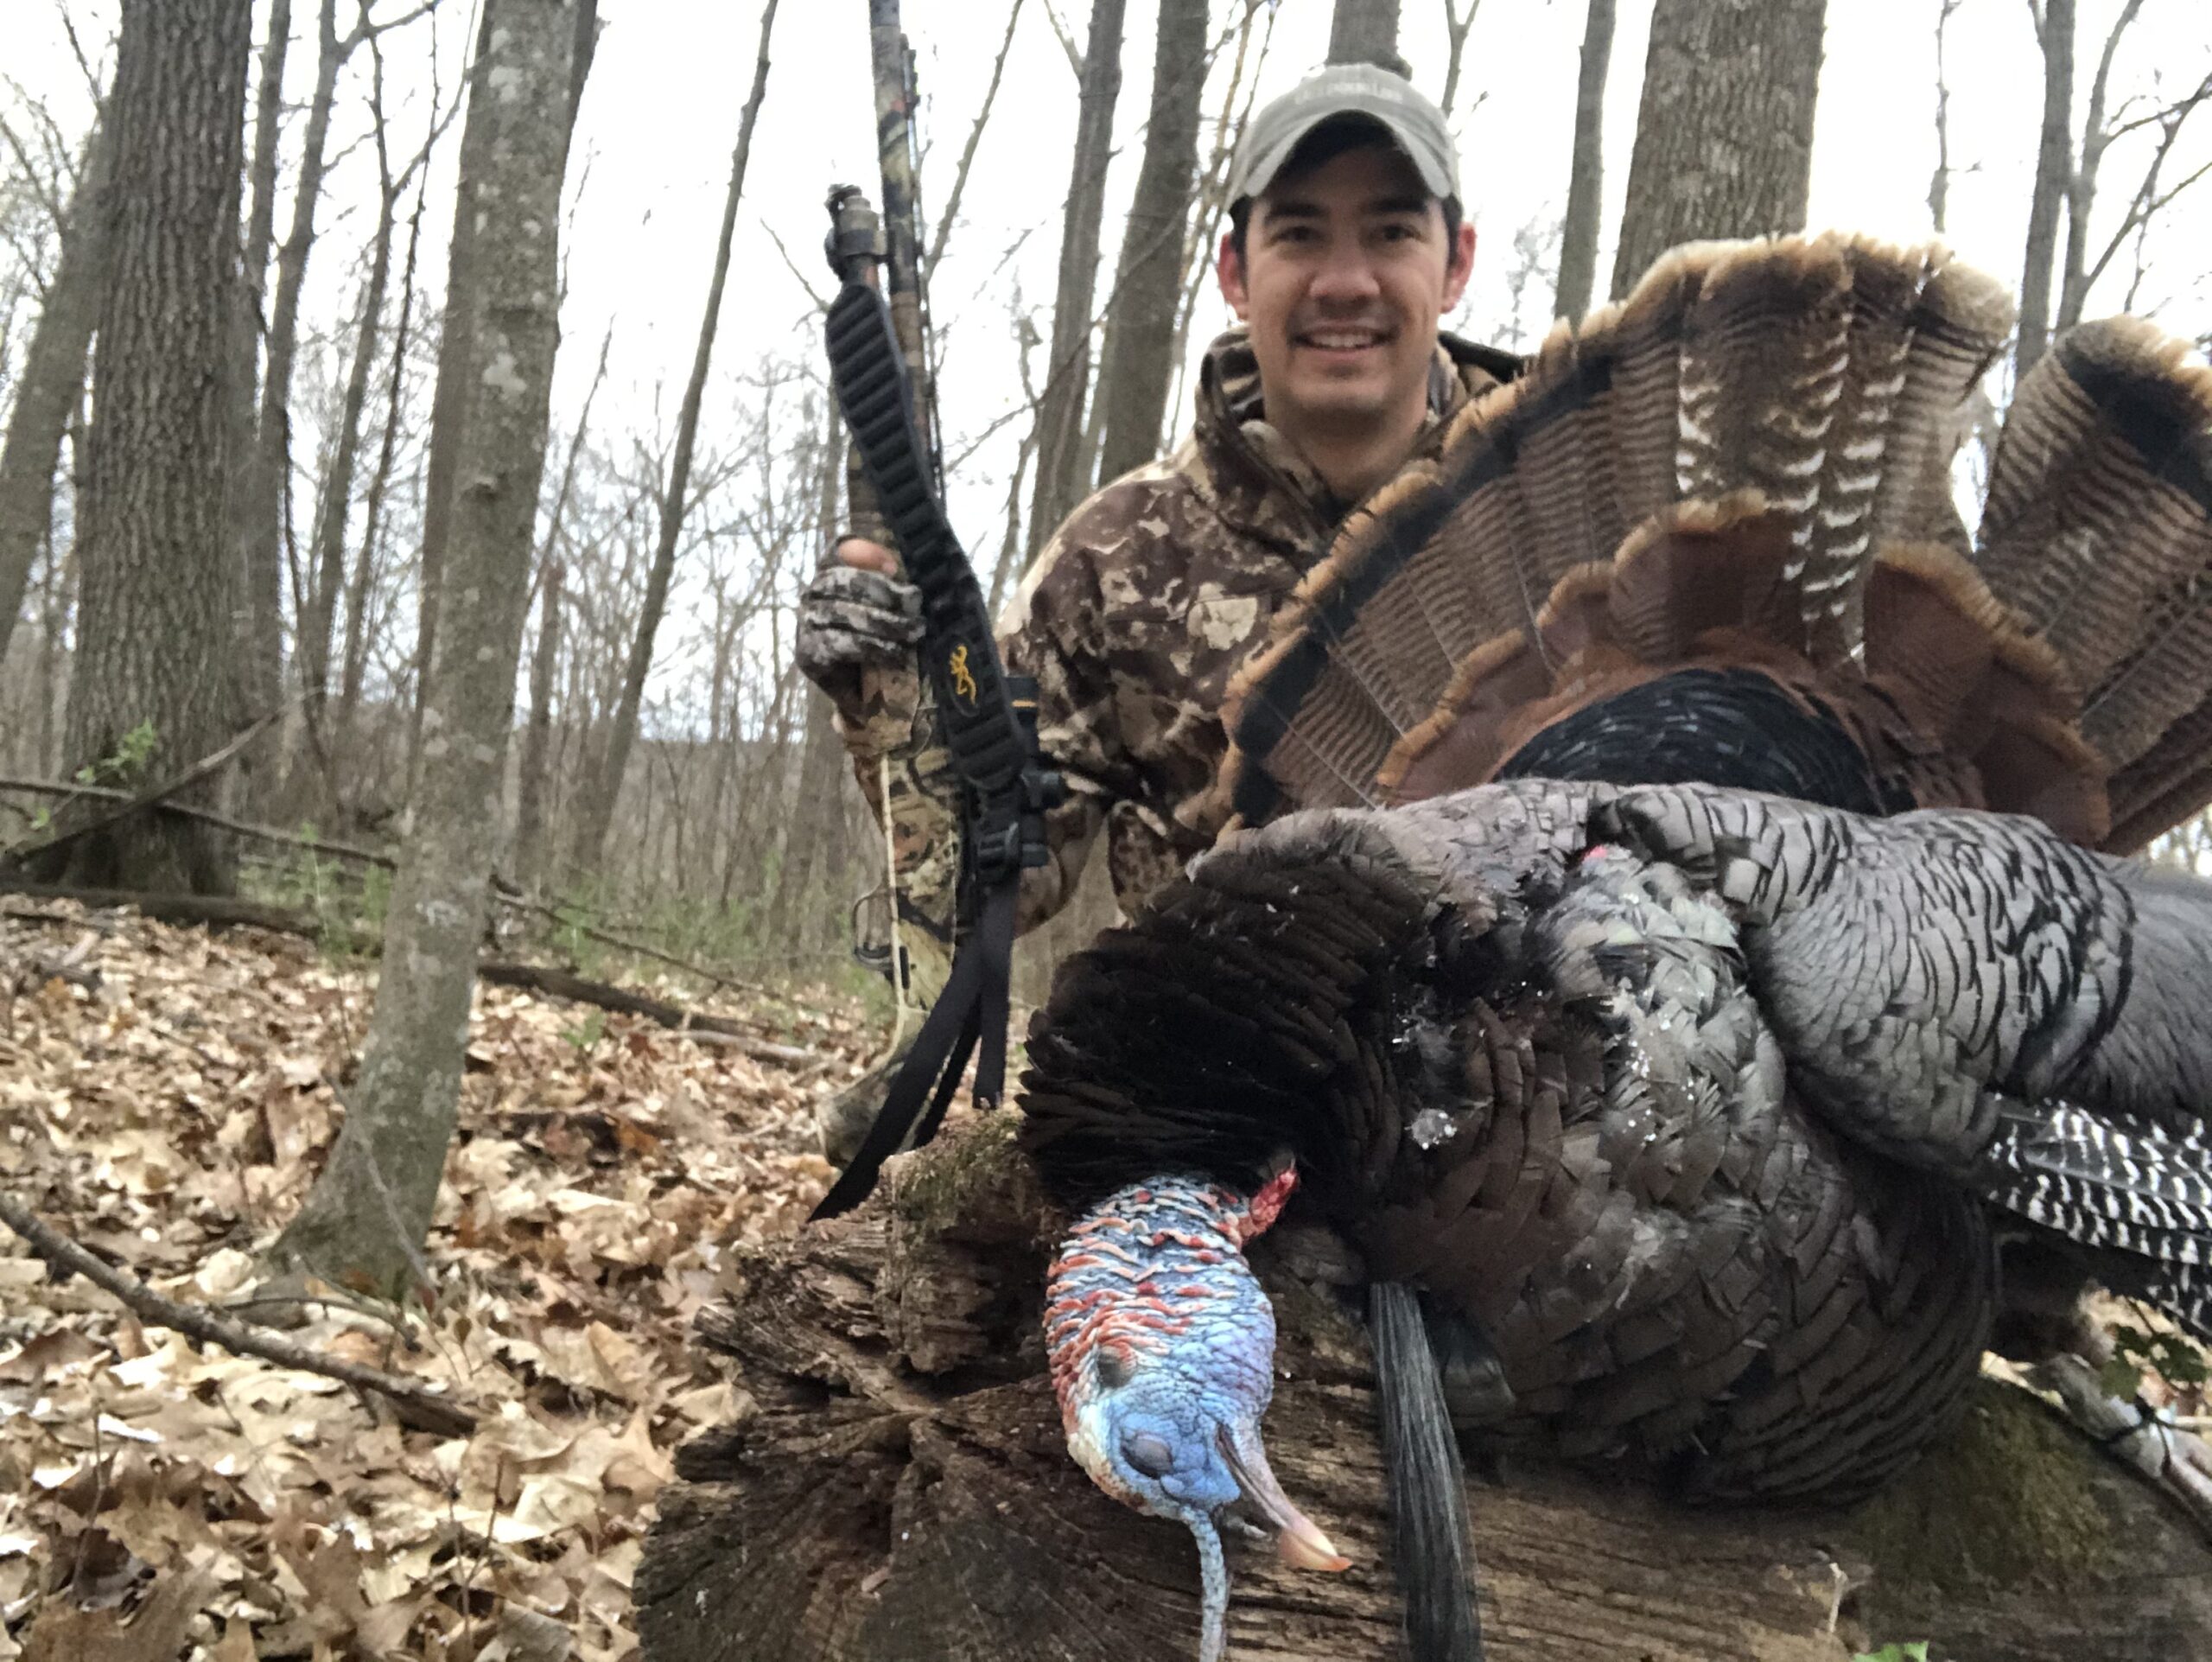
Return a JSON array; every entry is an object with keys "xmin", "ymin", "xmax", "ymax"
[
  {"xmin": 887, "ymin": 1111, "xmax": 1039, "ymax": 1240},
  {"xmin": 1847, "ymin": 1382, "xmax": 2115, "ymax": 1596}
]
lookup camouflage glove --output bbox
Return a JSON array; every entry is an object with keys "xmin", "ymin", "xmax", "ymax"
[{"xmin": 795, "ymin": 561, "xmax": 925, "ymax": 705}]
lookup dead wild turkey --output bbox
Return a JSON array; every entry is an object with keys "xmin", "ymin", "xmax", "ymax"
[{"xmin": 1018, "ymin": 232, "xmax": 2212, "ymax": 1662}]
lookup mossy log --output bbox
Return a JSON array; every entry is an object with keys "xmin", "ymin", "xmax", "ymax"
[{"xmin": 637, "ymin": 1115, "xmax": 2212, "ymax": 1661}]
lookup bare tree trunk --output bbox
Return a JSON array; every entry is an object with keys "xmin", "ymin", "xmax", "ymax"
[
  {"xmin": 1609, "ymin": 0, "xmax": 1827, "ymax": 299},
  {"xmin": 0, "ymin": 111, "xmax": 111, "ymax": 665},
  {"xmin": 35, "ymin": 528, "xmax": 72, "ymax": 776},
  {"xmin": 1094, "ymin": 0, "xmax": 1207, "ymax": 487},
  {"xmin": 270, "ymin": 0, "xmax": 585, "ymax": 1294},
  {"xmin": 1327, "ymin": 0, "xmax": 1406, "ymax": 75},
  {"xmin": 1024, "ymin": 0, "xmax": 1127, "ymax": 564},
  {"xmin": 514, "ymin": 328, "xmax": 608, "ymax": 888},
  {"xmin": 22, "ymin": 0, "xmax": 252, "ymax": 895},
  {"xmin": 241, "ymin": 0, "xmax": 352, "ymax": 726},
  {"xmin": 2017, "ymin": 0, "xmax": 2075, "ymax": 378},
  {"xmin": 405, "ymin": 15, "xmax": 495, "ymax": 803},
  {"xmin": 512, "ymin": 556, "xmax": 564, "ymax": 887},
  {"xmin": 766, "ymin": 401, "xmax": 850, "ymax": 946},
  {"xmin": 2056, "ymin": 0, "xmax": 2147, "ymax": 333},
  {"xmin": 336, "ymin": 181, "xmax": 425, "ymax": 776},
  {"xmin": 226, "ymin": 0, "xmax": 291, "ymax": 690},
  {"xmin": 1164, "ymin": 0, "xmax": 1274, "ymax": 430},
  {"xmin": 568, "ymin": 0, "xmax": 778, "ymax": 879},
  {"xmin": 1553, "ymin": 0, "xmax": 1614, "ymax": 321},
  {"xmin": 294, "ymin": 61, "xmax": 407, "ymax": 787}
]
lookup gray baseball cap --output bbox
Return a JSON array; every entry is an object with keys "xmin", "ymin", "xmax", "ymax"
[{"xmin": 1229, "ymin": 64, "xmax": 1460, "ymax": 206}]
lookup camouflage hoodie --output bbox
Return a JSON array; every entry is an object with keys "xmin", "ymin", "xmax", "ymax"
[{"xmin": 832, "ymin": 324, "xmax": 1520, "ymax": 997}]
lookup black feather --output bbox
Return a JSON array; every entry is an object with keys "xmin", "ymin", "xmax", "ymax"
[{"xmin": 1373, "ymin": 1282, "xmax": 1484, "ymax": 1662}]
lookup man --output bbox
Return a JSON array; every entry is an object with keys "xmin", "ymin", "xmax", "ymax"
[{"xmin": 798, "ymin": 63, "xmax": 1516, "ymax": 1047}]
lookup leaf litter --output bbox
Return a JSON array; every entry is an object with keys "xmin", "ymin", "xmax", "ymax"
[{"xmin": 0, "ymin": 901, "xmax": 876, "ymax": 1660}]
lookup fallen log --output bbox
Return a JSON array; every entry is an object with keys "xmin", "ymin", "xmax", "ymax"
[{"xmin": 637, "ymin": 1115, "xmax": 2212, "ymax": 1662}]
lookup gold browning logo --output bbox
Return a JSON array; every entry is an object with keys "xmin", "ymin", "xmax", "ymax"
[{"xmin": 947, "ymin": 643, "xmax": 980, "ymax": 709}]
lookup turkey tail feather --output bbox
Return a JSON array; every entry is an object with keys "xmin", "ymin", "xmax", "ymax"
[
  {"xmin": 1372, "ymin": 1281, "xmax": 1484, "ymax": 1662},
  {"xmin": 1976, "ymin": 318, "xmax": 2212, "ymax": 850}
]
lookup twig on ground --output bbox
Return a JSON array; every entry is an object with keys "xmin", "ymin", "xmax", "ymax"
[{"xmin": 0, "ymin": 1188, "xmax": 477, "ymax": 1436}]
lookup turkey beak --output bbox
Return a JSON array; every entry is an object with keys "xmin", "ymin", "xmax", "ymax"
[{"xmin": 1220, "ymin": 1424, "xmax": 1351, "ymax": 1572}]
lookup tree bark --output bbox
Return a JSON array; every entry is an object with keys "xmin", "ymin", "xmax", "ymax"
[
  {"xmin": 226, "ymin": 0, "xmax": 291, "ymax": 701},
  {"xmin": 405, "ymin": 11, "xmax": 496, "ymax": 804},
  {"xmin": 513, "ymin": 554, "xmax": 564, "ymax": 887},
  {"xmin": 1094, "ymin": 0, "xmax": 1207, "ymax": 487},
  {"xmin": 1609, "ymin": 0, "xmax": 1827, "ymax": 300},
  {"xmin": 765, "ymin": 402, "xmax": 852, "ymax": 947},
  {"xmin": 1024, "ymin": 0, "xmax": 1127, "ymax": 564},
  {"xmin": 1327, "ymin": 0, "xmax": 1407, "ymax": 76},
  {"xmin": 2017, "ymin": 0, "xmax": 2075, "ymax": 379},
  {"xmin": 241, "ymin": 0, "xmax": 351, "ymax": 725},
  {"xmin": 514, "ymin": 328, "xmax": 608, "ymax": 888},
  {"xmin": 0, "ymin": 110, "xmax": 111, "ymax": 666},
  {"xmin": 295, "ymin": 71, "xmax": 406, "ymax": 783},
  {"xmin": 29, "ymin": 0, "xmax": 253, "ymax": 895},
  {"xmin": 568, "ymin": 0, "xmax": 778, "ymax": 878},
  {"xmin": 2055, "ymin": 0, "xmax": 2145, "ymax": 334},
  {"xmin": 270, "ymin": 0, "xmax": 584, "ymax": 1295},
  {"xmin": 1553, "ymin": 0, "xmax": 1615, "ymax": 322},
  {"xmin": 336, "ymin": 182, "xmax": 426, "ymax": 776},
  {"xmin": 636, "ymin": 1117, "xmax": 2212, "ymax": 1662}
]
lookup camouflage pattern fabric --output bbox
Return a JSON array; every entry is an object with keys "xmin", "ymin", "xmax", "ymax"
[{"xmin": 824, "ymin": 324, "xmax": 1520, "ymax": 1002}]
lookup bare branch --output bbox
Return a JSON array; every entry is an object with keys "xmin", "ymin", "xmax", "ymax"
[
  {"xmin": 2080, "ymin": 75, "xmax": 2212, "ymax": 309},
  {"xmin": 1439, "ymin": 0, "xmax": 1482, "ymax": 120},
  {"xmin": 0, "ymin": 1188, "xmax": 478, "ymax": 1437},
  {"xmin": 55, "ymin": 1, "xmax": 107, "ymax": 104},
  {"xmin": 924, "ymin": 0, "xmax": 1025, "ymax": 282},
  {"xmin": 1039, "ymin": 0, "xmax": 1085, "ymax": 77},
  {"xmin": 0, "ymin": 110, "xmax": 68, "ymax": 226},
  {"xmin": 1930, "ymin": 0, "xmax": 1962, "ymax": 232},
  {"xmin": 763, "ymin": 219, "xmax": 833, "ymax": 314}
]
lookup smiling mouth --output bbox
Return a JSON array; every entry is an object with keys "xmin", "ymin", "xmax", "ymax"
[{"xmin": 1295, "ymin": 327, "xmax": 1392, "ymax": 353}]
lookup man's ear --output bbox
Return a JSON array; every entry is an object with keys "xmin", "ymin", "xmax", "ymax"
[
  {"xmin": 1217, "ymin": 230, "xmax": 1250, "ymax": 320},
  {"xmin": 1442, "ymin": 220, "xmax": 1477, "ymax": 311}
]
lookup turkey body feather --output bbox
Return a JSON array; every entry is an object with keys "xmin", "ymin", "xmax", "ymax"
[{"xmin": 1026, "ymin": 778, "xmax": 2212, "ymax": 1460}]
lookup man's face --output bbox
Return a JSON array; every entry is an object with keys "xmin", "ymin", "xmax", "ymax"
[{"xmin": 1217, "ymin": 139, "xmax": 1476, "ymax": 445}]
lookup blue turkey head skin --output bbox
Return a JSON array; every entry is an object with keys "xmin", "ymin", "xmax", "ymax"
[{"xmin": 1046, "ymin": 1168, "xmax": 1350, "ymax": 1659}]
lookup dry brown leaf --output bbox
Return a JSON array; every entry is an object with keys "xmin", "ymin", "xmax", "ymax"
[{"xmin": 21, "ymin": 1565, "xmax": 217, "ymax": 1662}]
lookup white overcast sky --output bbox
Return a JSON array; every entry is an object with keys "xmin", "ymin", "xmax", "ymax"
[{"xmin": 13, "ymin": 0, "xmax": 2212, "ymax": 673}]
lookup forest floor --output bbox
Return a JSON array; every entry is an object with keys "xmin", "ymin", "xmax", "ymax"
[{"xmin": 0, "ymin": 898, "xmax": 881, "ymax": 1662}]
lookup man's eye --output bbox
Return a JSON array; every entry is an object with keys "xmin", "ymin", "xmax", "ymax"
[{"xmin": 1124, "ymin": 1433, "xmax": 1176, "ymax": 1477}]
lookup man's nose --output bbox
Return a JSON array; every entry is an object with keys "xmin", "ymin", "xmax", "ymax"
[{"xmin": 1307, "ymin": 238, "xmax": 1382, "ymax": 303}]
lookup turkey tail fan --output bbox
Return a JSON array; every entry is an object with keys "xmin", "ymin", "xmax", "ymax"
[
  {"xmin": 1371, "ymin": 1282, "xmax": 1484, "ymax": 1662},
  {"xmin": 1210, "ymin": 232, "xmax": 2102, "ymax": 837},
  {"xmin": 1974, "ymin": 318, "xmax": 2212, "ymax": 851}
]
